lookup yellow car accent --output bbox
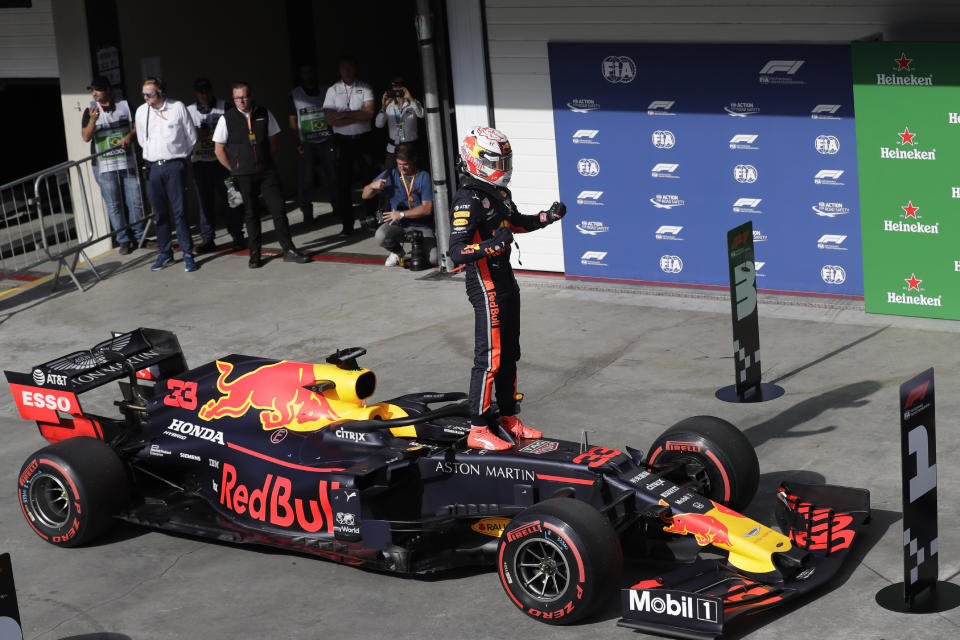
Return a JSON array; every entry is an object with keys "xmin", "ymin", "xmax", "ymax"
[{"xmin": 471, "ymin": 517, "xmax": 511, "ymax": 537}]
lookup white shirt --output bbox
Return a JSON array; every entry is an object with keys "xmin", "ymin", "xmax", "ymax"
[
  {"xmin": 187, "ymin": 98, "xmax": 227, "ymax": 162},
  {"xmin": 212, "ymin": 107, "xmax": 281, "ymax": 143},
  {"xmin": 323, "ymin": 79, "xmax": 375, "ymax": 136},
  {"xmin": 135, "ymin": 98, "xmax": 198, "ymax": 162},
  {"xmin": 375, "ymin": 99, "xmax": 424, "ymax": 152}
]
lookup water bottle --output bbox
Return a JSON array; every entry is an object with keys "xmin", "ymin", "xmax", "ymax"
[{"xmin": 225, "ymin": 178, "xmax": 243, "ymax": 208}]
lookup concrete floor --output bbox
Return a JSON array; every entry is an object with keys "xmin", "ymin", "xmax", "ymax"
[{"xmin": 1, "ymin": 207, "xmax": 959, "ymax": 640}]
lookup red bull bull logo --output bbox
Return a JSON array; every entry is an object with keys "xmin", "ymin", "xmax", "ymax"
[
  {"xmin": 198, "ymin": 360, "xmax": 340, "ymax": 431},
  {"xmin": 663, "ymin": 513, "xmax": 732, "ymax": 547}
]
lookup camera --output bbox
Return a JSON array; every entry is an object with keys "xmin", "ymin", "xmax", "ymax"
[
  {"xmin": 403, "ymin": 228, "xmax": 427, "ymax": 271},
  {"xmin": 360, "ymin": 209, "xmax": 382, "ymax": 231},
  {"xmin": 361, "ymin": 201, "xmax": 407, "ymax": 232},
  {"xmin": 388, "ymin": 89, "xmax": 403, "ymax": 98}
]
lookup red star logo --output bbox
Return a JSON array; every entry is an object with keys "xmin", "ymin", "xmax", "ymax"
[
  {"xmin": 905, "ymin": 273, "xmax": 922, "ymax": 291},
  {"xmin": 895, "ymin": 53, "xmax": 913, "ymax": 71},
  {"xmin": 898, "ymin": 127, "xmax": 916, "ymax": 145},
  {"xmin": 902, "ymin": 201, "xmax": 919, "ymax": 218}
]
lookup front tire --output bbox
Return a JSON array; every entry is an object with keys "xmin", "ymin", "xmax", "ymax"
[
  {"xmin": 498, "ymin": 498, "xmax": 622, "ymax": 624},
  {"xmin": 645, "ymin": 415, "xmax": 759, "ymax": 512},
  {"xmin": 18, "ymin": 437, "xmax": 130, "ymax": 547}
]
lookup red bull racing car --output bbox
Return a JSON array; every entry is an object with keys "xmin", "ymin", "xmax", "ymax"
[{"xmin": 5, "ymin": 328, "xmax": 870, "ymax": 639}]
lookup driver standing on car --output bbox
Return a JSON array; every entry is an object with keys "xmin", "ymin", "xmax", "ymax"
[{"xmin": 449, "ymin": 127, "xmax": 566, "ymax": 450}]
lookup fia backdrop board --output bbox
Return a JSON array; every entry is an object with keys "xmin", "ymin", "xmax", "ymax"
[
  {"xmin": 852, "ymin": 43, "xmax": 960, "ymax": 320},
  {"xmin": 549, "ymin": 43, "xmax": 862, "ymax": 295}
]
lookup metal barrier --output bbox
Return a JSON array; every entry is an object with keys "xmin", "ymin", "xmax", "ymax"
[{"xmin": 0, "ymin": 147, "xmax": 152, "ymax": 292}]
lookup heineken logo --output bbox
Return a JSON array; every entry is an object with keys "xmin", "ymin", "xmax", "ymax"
[
  {"xmin": 886, "ymin": 273, "xmax": 943, "ymax": 307},
  {"xmin": 877, "ymin": 74, "xmax": 933, "ymax": 86},
  {"xmin": 884, "ymin": 200, "xmax": 943, "ymax": 236},
  {"xmin": 884, "ymin": 220, "xmax": 939, "ymax": 234},
  {"xmin": 906, "ymin": 273, "xmax": 922, "ymax": 291},
  {"xmin": 880, "ymin": 129, "xmax": 935, "ymax": 160},
  {"xmin": 877, "ymin": 52, "xmax": 933, "ymax": 85},
  {"xmin": 898, "ymin": 127, "xmax": 917, "ymax": 145},
  {"xmin": 888, "ymin": 292, "xmax": 942, "ymax": 307}
]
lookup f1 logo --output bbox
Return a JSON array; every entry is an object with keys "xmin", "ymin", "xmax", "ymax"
[
  {"xmin": 651, "ymin": 163, "xmax": 678, "ymax": 173},
  {"xmin": 648, "ymin": 100, "xmax": 674, "ymax": 110},
  {"xmin": 760, "ymin": 60, "xmax": 805, "ymax": 75},
  {"xmin": 815, "ymin": 169, "xmax": 844, "ymax": 180},
  {"xmin": 905, "ymin": 381, "xmax": 930, "ymax": 409},
  {"xmin": 817, "ymin": 234, "xmax": 847, "ymax": 245},
  {"xmin": 812, "ymin": 104, "xmax": 841, "ymax": 115}
]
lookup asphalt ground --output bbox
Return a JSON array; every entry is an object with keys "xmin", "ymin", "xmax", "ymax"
[{"xmin": 1, "ymin": 206, "xmax": 959, "ymax": 640}]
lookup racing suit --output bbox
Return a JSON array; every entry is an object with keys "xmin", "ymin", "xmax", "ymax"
[{"xmin": 449, "ymin": 176, "xmax": 553, "ymax": 426}]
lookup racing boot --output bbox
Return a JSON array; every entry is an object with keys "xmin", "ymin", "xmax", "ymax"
[
  {"xmin": 467, "ymin": 426, "xmax": 511, "ymax": 450},
  {"xmin": 499, "ymin": 415, "xmax": 542, "ymax": 440}
]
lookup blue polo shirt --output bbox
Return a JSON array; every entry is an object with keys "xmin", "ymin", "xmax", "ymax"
[{"xmin": 375, "ymin": 168, "xmax": 434, "ymax": 229}]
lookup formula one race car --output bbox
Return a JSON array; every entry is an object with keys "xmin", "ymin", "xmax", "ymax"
[{"xmin": 5, "ymin": 329, "xmax": 870, "ymax": 639}]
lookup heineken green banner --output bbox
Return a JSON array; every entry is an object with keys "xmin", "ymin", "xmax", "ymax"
[{"xmin": 853, "ymin": 43, "xmax": 960, "ymax": 320}]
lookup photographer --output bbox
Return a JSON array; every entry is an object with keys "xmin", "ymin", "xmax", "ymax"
[
  {"xmin": 374, "ymin": 75, "xmax": 424, "ymax": 170},
  {"xmin": 361, "ymin": 143, "xmax": 435, "ymax": 267}
]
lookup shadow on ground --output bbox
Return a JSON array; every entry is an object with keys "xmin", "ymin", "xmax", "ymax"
[{"xmin": 743, "ymin": 380, "xmax": 883, "ymax": 448}]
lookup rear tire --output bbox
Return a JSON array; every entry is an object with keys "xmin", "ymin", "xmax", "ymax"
[
  {"xmin": 498, "ymin": 498, "xmax": 622, "ymax": 624},
  {"xmin": 646, "ymin": 416, "xmax": 759, "ymax": 512},
  {"xmin": 18, "ymin": 436, "xmax": 130, "ymax": 547}
]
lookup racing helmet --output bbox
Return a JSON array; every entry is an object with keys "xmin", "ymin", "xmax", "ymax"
[{"xmin": 459, "ymin": 127, "xmax": 513, "ymax": 187}]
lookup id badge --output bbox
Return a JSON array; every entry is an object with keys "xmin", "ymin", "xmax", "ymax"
[{"xmin": 248, "ymin": 131, "xmax": 257, "ymax": 146}]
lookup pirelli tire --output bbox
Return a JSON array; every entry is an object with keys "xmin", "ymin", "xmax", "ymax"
[
  {"xmin": 497, "ymin": 498, "xmax": 623, "ymax": 625},
  {"xmin": 645, "ymin": 415, "xmax": 759, "ymax": 512},
  {"xmin": 18, "ymin": 436, "xmax": 130, "ymax": 548}
]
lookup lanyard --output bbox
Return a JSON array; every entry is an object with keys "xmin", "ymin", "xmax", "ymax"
[
  {"xmin": 244, "ymin": 111, "xmax": 260, "ymax": 164},
  {"xmin": 144, "ymin": 104, "xmax": 167, "ymax": 141},
  {"xmin": 398, "ymin": 170, "xmax": 416, "ymax": 206}
]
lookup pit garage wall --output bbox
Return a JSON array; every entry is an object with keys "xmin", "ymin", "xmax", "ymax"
[
  {"xmin": 0, "ymin": 0, "xmax": 58, "ymax": 79},
  {"xmin": 483, "ymin": 0, "xmax": 960, "ymax": 274}
]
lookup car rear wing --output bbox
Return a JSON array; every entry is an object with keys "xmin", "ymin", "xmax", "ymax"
[{"xmin": 4, "ymin": 328, "xmax": 187, "ymax": 429}]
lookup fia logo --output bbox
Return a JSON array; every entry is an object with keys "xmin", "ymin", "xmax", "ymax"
[
  {"xmin": 602, "ymin": 56, "xmax": 636, "ymax": 83},
  {"xmin": 815, "ymin": 135, "xmax": 840, "ymax": 155},
  {"xmin": 734, "ymin": 164, "xmax": 758, "ymax": 184},
  {"xmin": 659, "ymin": 255, "xmax": 683, "ymax": 274},
  {"xmin": 821, "ymin": 265, "xmax": 846, "ymax": 285},
  {"xmin": 577, "ymin": 158, "xmax": 600, "ymax": 176},
  {"xmin": 651, "ymin": 130, "xmax": 676, "ymax": 149}
]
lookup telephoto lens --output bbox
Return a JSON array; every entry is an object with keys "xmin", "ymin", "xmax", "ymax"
[{"xmin": 405, "ymin": 229, "xmax": 426, "ymax": 271}]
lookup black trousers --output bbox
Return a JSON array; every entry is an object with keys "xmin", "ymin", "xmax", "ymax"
[
  {"xmin": 193, "ymin": 161, "xmax": 243, "ymax": 242},
  {"xmin": 334, "ymin": 132, "xmax": 376, "ymax": 229},
  {"xmin": 466, "ymin": 264, "xmax": 521, "ymax": 426},
  {"xmin": 234, "ymin": 167, "xmax": 296, "ymax": 258}
]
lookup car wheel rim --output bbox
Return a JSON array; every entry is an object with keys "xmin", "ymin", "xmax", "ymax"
[
  {"xmin": 28, "ymin": 472, "xmax": 71, "ymax": 529},
  {"xmin": 514, "ymin": 537, "xmax": 570, "ymax": 602}
]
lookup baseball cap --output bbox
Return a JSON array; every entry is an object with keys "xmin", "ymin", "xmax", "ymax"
[
  {"xmin": 87, "ymin": 75, "xmax": 111, "ymax": 91},
  {"xmin": 193, "ymin": 77, "xmax": 212, "ymax": 91}
]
